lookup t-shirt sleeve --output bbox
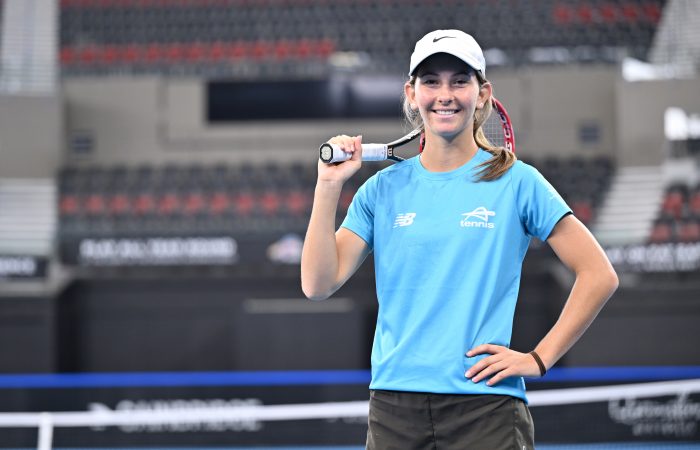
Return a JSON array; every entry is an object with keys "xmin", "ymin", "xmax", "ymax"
[
  {"xmin": 340, "ymin": 174, "xmax": 378, "ymax": 249},
  {"xmin": 512, "ymin": 162, "xmax": 572, "ymax": 241}
]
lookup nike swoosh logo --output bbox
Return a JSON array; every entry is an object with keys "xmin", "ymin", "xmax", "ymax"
[{"xmin": 433, "ymin": 36, "xmax": 456, "ymax": 42}]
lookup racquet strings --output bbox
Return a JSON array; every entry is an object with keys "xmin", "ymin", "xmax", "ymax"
[{"xmin": 481, "ymin": 102, "xmax": 507, "ymax": 150}]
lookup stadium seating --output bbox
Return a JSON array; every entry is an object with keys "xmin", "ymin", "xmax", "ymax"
[
  {"xmin": 533, "ymin": 154, "xmax": 614, "ymax": 226},
  {"xmin": 649, "ymin": 182, "xmax": 700, "ymax": 243},
  {"xmin": 58, "ymin": 0, "xmax": 667, "ymax": 77},
  {"xmin": 56, "ymin": 156, "xmax": 613, "ymax": 262}
]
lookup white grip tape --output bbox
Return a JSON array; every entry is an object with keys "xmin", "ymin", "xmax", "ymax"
[{"xmin": 320, "ymin": 143, "xmax": 388, "ymax": 163}]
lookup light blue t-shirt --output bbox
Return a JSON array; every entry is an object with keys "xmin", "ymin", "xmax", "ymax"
[{"xmin": 341, "ymin": 150, "xmax": 571, "ymax": 402}]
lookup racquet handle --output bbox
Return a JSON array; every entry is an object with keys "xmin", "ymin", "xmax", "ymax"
[{"xmin": 319, "ymin": 143, "xmax": 389, "ymax": 163}]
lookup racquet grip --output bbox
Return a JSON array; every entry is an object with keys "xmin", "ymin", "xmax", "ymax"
[{"xmin": 319, "ymin": 143, "xmax": 389, "ymax": 163}]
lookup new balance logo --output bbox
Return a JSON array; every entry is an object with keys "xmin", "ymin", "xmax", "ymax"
[
  {"xmin": 393, "ymin": 212, "xmax": 416, "ymax": 228},
  {"xmin": 460, "ymin": 207, "xmax": 496, "ymax": 229}
]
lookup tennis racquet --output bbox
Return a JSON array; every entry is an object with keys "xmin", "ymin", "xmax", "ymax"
[{"xmin": 319, "ymin": 97, "xmax": 515, "ymax": 163}]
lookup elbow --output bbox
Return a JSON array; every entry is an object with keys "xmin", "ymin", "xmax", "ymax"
[
  {"xmin": 303, "ymin": 289, "xmax": 330, "ymax": 302},
  {"xmin": 597, "ymin": 265, "xmax": 619, "ymax": 300},
  {"xmin": 607, "ymin": 266, "xmax": 620, "ymax": 295},
  {"xmin": 301, "ymin": 280, "xmax": 331, "ymax": 301}
]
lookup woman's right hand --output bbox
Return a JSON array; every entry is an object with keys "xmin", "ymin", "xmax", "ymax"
[{"xmin": 317, "ymin": 135, "xmax": 363, "ymax": 185}]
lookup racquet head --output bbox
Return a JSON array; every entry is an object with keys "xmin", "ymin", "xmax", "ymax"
[{"xmin": 481, "ymin": 97, "xmax": 515, "ymax": 153}]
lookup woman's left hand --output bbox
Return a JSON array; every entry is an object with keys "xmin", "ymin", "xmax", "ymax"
[{"xmin": 465, "ymin": 344, "xmax": 543, "ymax": 386}]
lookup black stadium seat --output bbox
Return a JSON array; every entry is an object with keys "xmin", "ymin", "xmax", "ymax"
[
  {"xmin": 58, "ymin": 0, "xmax": 667, "ymax": 77},
  {"xmin": 56, "ymin": 156, "xmax": 615, "ymax": 252}
]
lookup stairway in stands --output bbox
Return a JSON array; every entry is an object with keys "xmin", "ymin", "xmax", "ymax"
[
  {"xmin": 592, "ymin": 166, "xmax": 664, "ymax": 246},
  {"xmin": 0, "ymin": 178, "xmax": 56, "ymax": 257}
]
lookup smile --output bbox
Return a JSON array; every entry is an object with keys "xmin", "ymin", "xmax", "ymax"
[{"xmin": 433, "ymin": 109, "xmax": 460, "ymax": 116}]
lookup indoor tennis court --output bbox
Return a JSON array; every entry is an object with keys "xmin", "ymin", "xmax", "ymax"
[{"xmin": 0, "ymin": 0, "xmax": 699, "ymax": 448}]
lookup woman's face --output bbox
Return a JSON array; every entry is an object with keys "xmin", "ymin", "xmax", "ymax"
[{"xmin": 406, "ymin": 53, "xmax": 490, "ymax": 142}]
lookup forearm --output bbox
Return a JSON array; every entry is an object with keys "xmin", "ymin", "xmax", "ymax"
[
  {"xmin": 301, "ymin": 181, "xmax": 343, "ymax": 300},
  {"xmin": 534, "ymin": 268, "xmax": 618, "ymax": 370}
]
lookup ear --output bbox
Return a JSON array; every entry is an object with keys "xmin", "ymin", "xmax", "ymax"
[
  {"xmin": 404, "ymin": 81, "xmax": 417, "ymax": 109},
  {"xmin": 477, "ymin": 81, "xmax": 492, "ymax": 109}
]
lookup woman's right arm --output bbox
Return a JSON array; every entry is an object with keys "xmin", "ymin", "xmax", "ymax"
[{"xmin": 301, "ymin": 135, "xmax": 371, "ymax": 301}]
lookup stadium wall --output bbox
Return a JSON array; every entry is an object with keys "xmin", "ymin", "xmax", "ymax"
[
  {"xmin": 1, "ymin": 68, "xmax": 696, "ymax": 175},
  {"xmin": 616, "ymin": 76, "xmax": 700, "ymax": 166},
  {"xmin": 0, "ymin": 94, "xmax": 62, "ymax": 178},
  {"xmin": 58, "ymin": 66, "xmax": 621, "ymax": 168}
]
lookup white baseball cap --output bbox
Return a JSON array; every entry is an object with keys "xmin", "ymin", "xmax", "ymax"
[{"xmin": 408, "ymin": 29, "xmax": 485, "ymax": 77}]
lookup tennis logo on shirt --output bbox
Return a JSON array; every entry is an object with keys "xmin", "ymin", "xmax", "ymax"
[
  {"xmin": 460, "ymin": 207, "xmax": 496, "ymax": 229},
  {"xmin": 393, "ymin": 212, "xmax": 416, "ymax": 228}
]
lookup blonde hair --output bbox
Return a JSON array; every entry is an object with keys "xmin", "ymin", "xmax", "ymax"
[{"xmin": 402, "ymin": 71, "xmax": 516, "ymax": 181}]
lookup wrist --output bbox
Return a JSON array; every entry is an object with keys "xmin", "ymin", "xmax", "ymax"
[
  {"xmin": 529, "ymin": 350, "xmax": 547, "ymax": 377},
  {"xmin": 315, "ymin": 179, "xmax": 345, "ymax": 192}
]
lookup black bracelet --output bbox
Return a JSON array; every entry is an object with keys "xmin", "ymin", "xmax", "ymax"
[{"xmin": 529, "ymin": 351, "xmax": 547, "ymax": 377}]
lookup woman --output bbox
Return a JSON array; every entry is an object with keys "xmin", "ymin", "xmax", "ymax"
[{"xmin": 301, "ymin": 29, "xmax": 618, "ymax": 449}]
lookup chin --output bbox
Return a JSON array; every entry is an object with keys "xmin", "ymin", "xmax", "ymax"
[{"xmin": 429, "ymin": 127, "xmax": 468, "ymax": 141}]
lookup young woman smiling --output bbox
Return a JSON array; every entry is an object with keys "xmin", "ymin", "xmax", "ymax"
[{"xmin": 302, "ymin": 29, "xmax": 618, "ymax": 449}]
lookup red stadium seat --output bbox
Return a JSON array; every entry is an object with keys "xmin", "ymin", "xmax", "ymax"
[
  {"xmin": 145, "ymin": 44, "xmax": 164, "ymax": 63},
  {"xmin": 132, "ymin": 193, "xmax": 156, "ymax": 216},
  {"xmin": 182, "ymin": 192, "xmax": 206, "ymax": 215},
  {"xmin": 677, "ymin": 220, "xmax": 700, "ymax": 243},
  {"xmin": 599, "ymin": 3, "xmax": 617, "ymax": 24},
  {"xmin": 577, "ymin": 4, "xmax": 594, "ymax": 24},
  {"xmin": 642, "ymin": 3, "xmax": 661, "ymax": 23},
  {"xmin": 649, "ymin": 220, "xmax": 673, "ymax": 244},
  {"xmin": 316, "ymin": 39, "xmax": 335, "ymax": 58},
  {"xmin": 233, "ymin": 191, "xmax": 255, "ymax": 217},
  {"xmin": 260, "ymin": 190, "xmax": 281, "ymax": 216},
  {"xmin": 250, "ymin": 41, "xmax": 272, "ymax": 61},
  {"xmin": 165, "ymin": 44, "xmax": 185, "ymax": 63},
  {"xmin": 121, "ymin": 45, "xmax": 141, "ymax": 63},
  {"xmin": 621, "ymin": 3, "xmax": 639, "ymax": 22},
  {"xmin": 78, "ymin": 47, "xmax": 98, "ymax": 65},
  {"xmin": 552, "ymin": 4, "xmax": 573, "ymax": 25},
  {"xmin": 157, "ymin": 192, "xmax": 181, "ymax": 216},
  {"xmin": 208, "ymin": 192, "xmax": 231, "ymax": 216},
  {"xmin": 228, "ymin": 41, "xmax": 248, "ymax": 60},
  {"xmin": 99, "ymin": 45, "xmax": 119, "ymax": 65},
  {"xmin": 185, "ymin": 43, "xmax": 206, "ymax": 62},
  {"xmin": 60, "ymin": 47, "xmax": 76, "ymax": 65},
  {"xmin": 661, "ymin": 191, "xmax": 685, "ymax": 219},
  {"xmin": 689, "ymin": 191, "xmax": 700, "ymax": 216},
  {"xmin": 107, "ymin": 194, "xmax": 131, "ymax": 216},
  {"xmin": 59, "ymin": 195, "xmax": 81, "ymax": 216},
  {"xmin": 274, "ymin": 40, "xmax": 292, "ymax": 60},
  {"xmin": 84, "ymin": 194, "xmax": 106, "ymax": 215},
  {"xmin": 208, "ymin": 42, "xmax": 227, "ymax": 62},
  {"xmin": 571, "ymin": 200, "xmax": 594, "ymax": 225},
  {"xmin": 285, "ymin": 190, "xmax": 311, "ymax": 217}
]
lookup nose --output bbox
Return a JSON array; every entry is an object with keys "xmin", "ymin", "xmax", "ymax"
[{"xmin": 436, "ymin": 85, "xmax": 454, "ymax": 104}]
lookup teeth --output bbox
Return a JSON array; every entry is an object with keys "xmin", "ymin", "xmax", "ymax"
[{"xmin": 435, "ymin": 110, "xmax": 457, "ymax": 115}]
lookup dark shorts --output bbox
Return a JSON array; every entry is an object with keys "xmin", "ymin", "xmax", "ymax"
[{"xmin": 366, "ymin": 389, "xmax": 534, "ymax": 450}]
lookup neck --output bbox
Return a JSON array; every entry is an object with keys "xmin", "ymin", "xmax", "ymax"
[{"xmin": 419, "ymin": 131, "xmax": 479, "ymax": 172}]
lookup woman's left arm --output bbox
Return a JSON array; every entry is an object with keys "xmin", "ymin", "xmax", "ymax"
[{"xmin": 466, "ymin": 214, "xmax": 619, "ymax": 385}]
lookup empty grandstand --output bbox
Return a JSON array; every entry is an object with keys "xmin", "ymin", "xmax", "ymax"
[{"xmin": 0, "ymin": 0, "xmax": 699, "ymax": 449}]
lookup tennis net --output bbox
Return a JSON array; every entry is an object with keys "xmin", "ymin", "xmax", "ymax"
[{"xmin": 0, "ymin": 379, "xmax": 698, "ymax": 449}]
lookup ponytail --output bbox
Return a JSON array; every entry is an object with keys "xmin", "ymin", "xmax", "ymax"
[{"xmin": 472, "ymin": 88, "xmax": 517, "ymax": 181}]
